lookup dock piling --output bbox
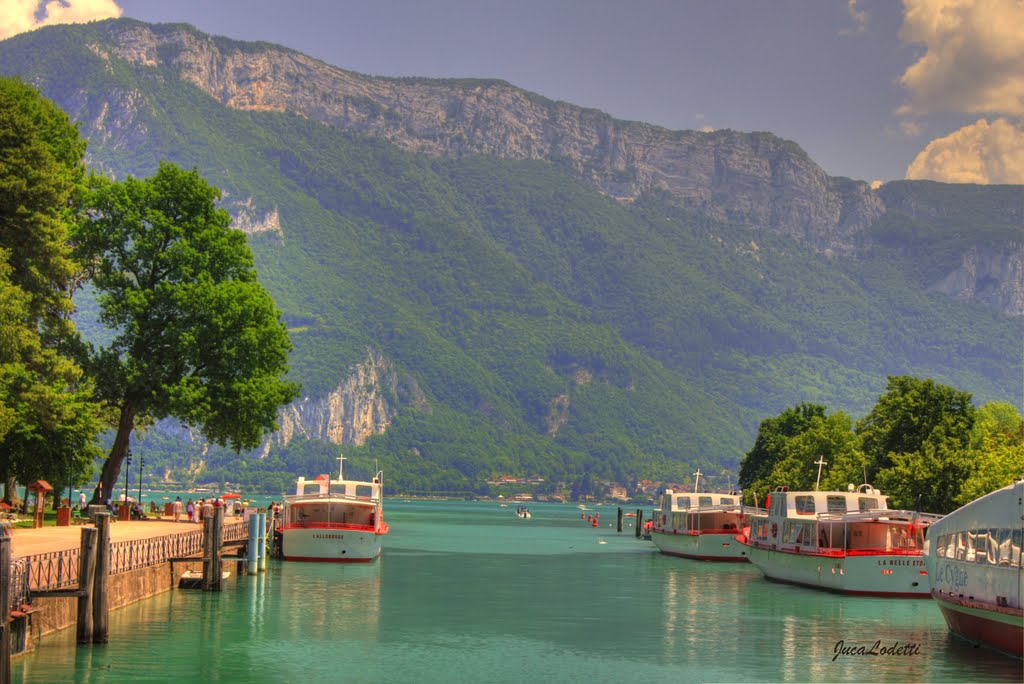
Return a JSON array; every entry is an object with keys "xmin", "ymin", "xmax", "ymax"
[
  {"xmin": 93, "ymin": 513, "xmax": 110, "ymax": 644},
  {"xmin": 76, "ymin": 527, "xmax": 98, "ymax": 644},
  {"xmin": 617, "ymin": 507, "xmax": 623, "ymax": 532},
  {"xmin": 1, "ymin": 522, "xmax": 12, "ymax": 683},
  {"xmin": 247, "ymin": 515, "xmax": 259, "ymax": 575},
  {"xmin": 257, "ymin": 511, "xmax": 267, "ymax": 572}
]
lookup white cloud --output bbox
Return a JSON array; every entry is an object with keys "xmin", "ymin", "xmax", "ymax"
[
  {"xmin": 840, "ymin": 0, "xmax": 870, "ymax": 36},
  {"xmin": 906, "ymin": 118, "xmax": 1024, "ymax": 184},
  {"xmin": 0, "ymin": 0, "xmax": 122, "ymax": 41},
  {"xmin": 898, "ymin": 0, "xmax": 1024, "ymax": 183},
  {"xmin": 898, "ymin": 0, "xmax": 1024, "ymax": 117}
]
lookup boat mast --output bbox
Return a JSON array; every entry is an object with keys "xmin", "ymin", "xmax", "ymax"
[
  {"xmin": 693, "ymin": 468, "xmax": 702, "ymax": 493},
  {"xmin": 337, "ymin": 454, "xmax": 347, "ymax": 482},
  {"xmin": 814, "ymin": 456, "xmax": 827, "ymax": 491}
]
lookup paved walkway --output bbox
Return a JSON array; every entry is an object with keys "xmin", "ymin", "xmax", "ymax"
[{"xmin": 8, "ymin": 516, "xmax": 241, "ymax": 559}]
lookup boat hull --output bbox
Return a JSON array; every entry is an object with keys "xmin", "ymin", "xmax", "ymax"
[
  {"xmin": 282, "ymin": 526, "xmax": 383, "ymax": 562},
  {"xmin": 924, "ymin": 480, "xmax": 1024, "ymax": 658},
  {"xmin": 651, "ymin": 529, "xmax": 750, "ymax": 561},
  {"xmin": 932, "ymin": 593, "xmax": 1024, "ymax": 658},
  {"xmin": 745, "ymin": 543, "xmax": 930, "ymax": 596}
]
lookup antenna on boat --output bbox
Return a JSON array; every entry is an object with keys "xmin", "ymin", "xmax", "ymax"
[
  {"xmin": 693, "ymin": 468, "xmax": 702, "ymax": 493},
  {"xmin": 814, "ymin": 455, "xmax": 827, "ymax": 491}
]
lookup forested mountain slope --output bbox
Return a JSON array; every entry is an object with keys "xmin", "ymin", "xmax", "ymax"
[{"xmin": 1, "ymin": 20, "xmax": 1019, "ymax": 493}]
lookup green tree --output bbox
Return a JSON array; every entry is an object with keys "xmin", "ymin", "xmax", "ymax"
[
  {"xmin": 0, "ymin": 77, "xmax": 102, "ymax": 502},
  {"xmin": 858, "ymin": 376, "xmax": 976, "ymax": 512},
  {"xmin": 739, "ymin": 406, "xmax": 859, "ymax": 502},
  {"xmin": 76, "ymin": 162, "xmax": 301, "ymax": 503},
  {"xmin": 738, "ymin": 403, "xmax": 826, "ymax": 501},
  {"xmin": 856, "ymin": 375, "xmax": 975, "ymax": 480},
  {"xmin": 955, "ymin": 402, "xmax": 1024, "ymax": 505}
]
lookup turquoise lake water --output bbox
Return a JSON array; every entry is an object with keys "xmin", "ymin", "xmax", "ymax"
[{"xmin": 13, "ymin": 499, "xmax": 1023, "ymax": 683}]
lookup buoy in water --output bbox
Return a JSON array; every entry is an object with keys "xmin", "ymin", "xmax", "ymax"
[{"xmin": 592, "ymin": 519, "xmax": 598, "ymax": 527}]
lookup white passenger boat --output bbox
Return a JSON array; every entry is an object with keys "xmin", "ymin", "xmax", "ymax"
[
  {"xmin": 650, "ymin": 471, "xmax": 758, "ymax": 561},
  {"xmin": 924, "ymin": 479, "xmax": 1023, "ymax": 658},
  {"xmin": 281, "ymin": 457, "xmax": 388, "ymax": 562},
  {"xmin": 738, "ymin": 477, "xmax": 942, "ymax": 596}
]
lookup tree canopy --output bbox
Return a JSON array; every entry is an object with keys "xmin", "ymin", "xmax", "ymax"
[
  {"xmin": 0, "ymin": 77, "xmax": 102, "ymax": 501},
  {"xmin": 737, "ymin": 376, "xmax": 1015, "ymax": 514},
  {"xmin": 76, "ymin": 162, "xmax": 301, "ymax": 502}
]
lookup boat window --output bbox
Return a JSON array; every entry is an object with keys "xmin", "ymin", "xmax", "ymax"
[
  {"xmin": 355, "ymin": 485, "xmax": 373, "ymax": 499},
  {"xmin": 719, "ymin": 497, "xmax": 734, "ymax": 505},
  {"xmin": 698, "ymin": 496, "xmax": 713, "ymax": 507},
  {"xmin": 995, "ymin": 530, "xmax": 1011, "ymax": 565},
  {"xmin": 770, "ymin": 494, "xmax": 785, "ymax": 516},
  {"xmin": 795, "ymin": 496, "xmax": 815, "ymax": 515},
  {"xmin": 783, "ymin": 520, "xmax": 813, "ymax": 545},
  {"xmin": 826, "ymin": 496, "xmax": 846, "ymax": 514},
  {"xmin": 752, "ymin": 517, "xmax": 770, "ymax": 541},
  {"xmin": 678, "ymin": 497, "xmax": 691, "ymax": 509},
  {"xmin": 935, "ymin": 533, "xmax": 948, "ymax": 558},
  {"xmin": 1012, "ymin": 529, "xmax": 1022, "ymax": 568},
  {"xmin": 857, "ymin": 497, "xmax": 879, "ymax": 511},
  {"xmin": 973, "ymin": 531, "xmax": 990, "ymax": 563},
  {"xmin": 965, "ymin": 531, "xmax": 977, "ymax": 562}
]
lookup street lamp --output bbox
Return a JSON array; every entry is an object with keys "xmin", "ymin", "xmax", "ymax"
[
  {"xmin": 138, "ymin": 456, "xmax": 145, "ymax": 504},
  {"xmin": 124, "ymin": 448, "xmax": 132, "ymax": 505}
]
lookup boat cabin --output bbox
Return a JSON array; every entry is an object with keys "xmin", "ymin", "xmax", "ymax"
[
  {"xmin": 748, "ymin": 485, "xmax": 936, "ymax": 553},
  {"xmin": 294, "ymin": 473, "xmax": 382, "ymax": 500},
  {"xmin": 285, "ymin": 473, "xmax": 383, "ymax": 530},
  {"xmin": 658, "ymin": 489, "xmax": 744, "ymax": 533}
]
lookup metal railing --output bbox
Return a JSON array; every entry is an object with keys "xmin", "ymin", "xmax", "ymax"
[{"xmin": 17, "ymin": 519, "xmax": 252, "ymax": 596}]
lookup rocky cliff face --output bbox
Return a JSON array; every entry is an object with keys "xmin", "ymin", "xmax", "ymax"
[
  {"xmin": 59, "ymin": 20, "xmax": 1023, "ymax": 315},
  {"xmin": 931, "ymin": 244, "xmax": 1024, "ymax": 315},
  {"xmin": 161, "ymin": 348, "xmax": 425, "ymax": 461},
  {"xmin": 92, "ymin": 21, "xmax": 885, "ymax": 253},
  {"xmin": 256, "ymin": 348, "xmax": 426, "ymax": 457}
]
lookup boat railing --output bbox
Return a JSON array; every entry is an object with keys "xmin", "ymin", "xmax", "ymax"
[
  {"xmin": 814, "ymin": 510, "xmax": 943, "ymax": 524},
  {"xmin": 283, "ymin": 521, "xmax": 375, "ymax": 532},
  {"xmin": 681, "ymin": 504, "xmax": 762, "ymax": 514},
  {"xmin": 285, "ymin": 491, "xmax": 381, "ymax": 505}
]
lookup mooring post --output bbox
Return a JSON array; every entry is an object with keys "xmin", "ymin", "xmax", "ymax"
[
  {"xmin": 0, "ymin": 521, "xmax": 13, "ymax": 684},
  {"xmin": 257, "ymin": 511, "xmax": 268, "ymax": 571},
  {"xmin": 208, "ymin": 506, "xmax": 224, "ymax": 591},
  {"xmin": 617, "ymin": 507, "xmax": 623, "ymax": 532},
  {"xmin": 76, "ymin": 527, "xmax": 98, "ymax": 644},
  {"xmin": 93, "ymin": 513, "xmax": 110, "ymax": 644},
  {"xmin": 202, "ymin": 515, "xmax": 212, "ymax": 590},
  {"xmin": 635, "ymin": 509, "xmax": 644, "ymax": 538},
  {"xmin": 247, "ymin": 513, "xmax": 259, "ymax": 576}
]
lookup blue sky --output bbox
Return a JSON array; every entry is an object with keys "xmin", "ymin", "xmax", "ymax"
[{"xmin": 4, "ymin": 1, "xmax": 1022, "ymax": 184}]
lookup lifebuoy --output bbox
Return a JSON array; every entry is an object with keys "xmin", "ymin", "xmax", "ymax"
[{"xmin": 771, "ymin": 522, "xmax": 778, "ymax": 538}]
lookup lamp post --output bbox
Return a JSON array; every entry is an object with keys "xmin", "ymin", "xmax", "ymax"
[
  {"xmin": 138, "ymin": 456, "xmax": 144, "ymax": 503},
  {"xmin": 124, "ymin": 448, "xmax": 132, "ymax": 505}
]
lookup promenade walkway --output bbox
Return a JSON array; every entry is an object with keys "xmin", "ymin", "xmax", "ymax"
[{"xmin": 9, "ymin": 517, "xmax": 238, "ymax": 559}]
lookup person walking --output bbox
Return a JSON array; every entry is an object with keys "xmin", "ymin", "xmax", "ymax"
[
  {"xmin": 186, "ymin": 498, "xmax": 196, "ymax": 523},
  {"xmin": 173, "ymin": 496, "xmax": 183, "ymax": 522}
]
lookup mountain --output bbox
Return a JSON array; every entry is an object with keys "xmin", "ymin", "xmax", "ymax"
[{"xmin": 1, "ymin": 19, "xmax": 1020, "ymax": 494}]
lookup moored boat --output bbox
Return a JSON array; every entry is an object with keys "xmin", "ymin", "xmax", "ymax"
[
  {"xmin": 280, "ymin": 457, "xmax": 388, "ymax": 562},
  {"xmin": 650, "ymin": 470, "xmax": 760, "ymax": 561},
  {"xmin": 924, "ymin": 479, "xmax": 1023, "ymax": 658},
  {"xmin": 738, "ymin": 480, "xmax": 942, "ymax": 596}
]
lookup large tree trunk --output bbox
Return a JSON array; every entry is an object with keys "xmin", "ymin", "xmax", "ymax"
[
  {"xmin": 92, "ymin": 404, "xmax": 135, "ymax": 505},
  {"xmin": 2, "ymin": 476, "xmax": 16, "ymax": 507}
]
